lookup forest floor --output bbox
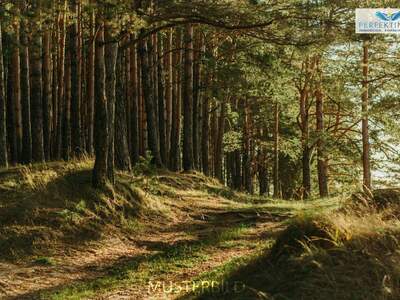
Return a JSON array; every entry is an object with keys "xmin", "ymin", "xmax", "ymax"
[{"xmin": 0, "ymin": 161, "xmax": 399, "ymax": 300}]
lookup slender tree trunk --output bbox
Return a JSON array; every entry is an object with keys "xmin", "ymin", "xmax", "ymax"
[
  {"xmin": 86, "ymin": 2, "xmax": 95, "ymax": 155},
  {"xmin": 300, "ymin": 87, "xmax": 311, "ymax": 199},
  {"xmin": 105, "ymin": 30, "xmax": 117, "ymax": 183},
  {"xmin": 170, "ymin": 29, "xmax": 182, "ymax": 171},
  {"xmin": 12, "ymin": 22, "xmax": 22, "ymax": 161},
  {"xmin": 63, "ymin": 40, "xmax": 71, "ymax": 161},
  {"xmin": 157, "ymin": 34, "xmax": 167, "ymax": 165},
  {"xmin": 51, "ymin": 18, "xmax": 59, "ymax": 160},
  {"xmin": 258, "ymin": 149, "xmax": 269, "ymax": 196},
  {"xmin": 7, "ymin": 57, "xmax": 18, "ymax": 165},
  {"xmin": 192, "ymin": 29, "xmax": 201, "ymax": 170},
  {"xmin": 183, "ymin": 24, "xmax": 194, "ymax": 171},
  {"xmin": 138, "ymin": 34, "xmax": 162, "ymax": 167},
  {"xmin": 92, "ymin": 15, "xmax": 109, "ymax": 189},
  {"xmin": 315, "ymin": 58, "xmax": 329, "ymax": 197},
  {"xmin": 43, "ymin": 30, "xmax": 52, "ymax": 161},
  {"xmin": 31, "ymin": 6, "xmax": 45, "ymax": 163},
  {"xmin": 215, "ymin": 100, "xmax": 226, "ymax": 181},
  {"xmin": 56, "ymin": 6, "xmax": 66, "ymax": 159},
  {"xmin": 164, "ymin": 29, "xmax": 173, "ymax": 165},
  {"xmin": 273, "ymin": 102, "xmax": 280, "ymax": 198},
  {"xmin": 0, "ymin": 22, "xmax": 7, "ymax": 167},
  {"xmin": 201, "ymin": 96, "xmax": 209, "ymax": 175},
  {"xmin": 115, "ymin": 50, "xmax": 132, "ymax": 171},
  {"xmin": 210, "ymin": 105, "xmax": 218, "ymax": 176},
  {"xmin": 243, "ymin": 99, "xmax": 252, "ymax": 193},
  {"xmin": 362, "ymin": 39, "xmax": 372, "ymax": 193},
  {"xmin": 70, "ymin": 0, "xmax": 82, "ymax": 157},
  {"xmin": 105, "ymin": 29, "xmax": 116, "ymax": 184},
  {"xmin": 20, "ymin": 17, "xmax": 32, "ymax": 164},
  {"xmin": 130, "ymin": 40, "xmax": 140, "ymax": 164}
]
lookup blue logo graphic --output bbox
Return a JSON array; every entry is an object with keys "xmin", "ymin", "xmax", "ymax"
[{"xmin": 376, "ymin": 11, "xmax": 400, "ymax": 21}]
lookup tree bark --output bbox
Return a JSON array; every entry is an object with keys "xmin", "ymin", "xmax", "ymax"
[
  {"xmin": 12, "ymin": 22, "xmax": 22, "ymax": 161},
  {"xmin": 69, "ymin": 0, "xmax": 82, "ymax": 157},
  {"xmin": 20, "ymin": 15, "xmax": 32, "ymax": 164},
  {"xmin": 215, "ymin": 100, "xmax": 226, "ymax": 181},
  {"xmin": 157, "ymin": 34, "xmax": 167, "ymax": 165},
  {"xmin": 201, "ymin": 96, "xmax": 209, "ymax": 176},
  {"xmin": 63, "ymin": 39, "xmax": 71, "ymax": 161},
  {"xmin": 43, "ymin": 30, "xmax": 52, "ymax": 161},
  {"xmin": 315, "ymin": 57, "xmax": 329, "ymax": 198},
  {"xmin": 362, "ymin": 39, "xmax": 372, "ymax": 193},
  {"xmin": 130, "ymin": 41, "xmax": 140, "ymax": 164},
  {"xmin": 164, "ymin": 29, "xmax": 173, "ymax": 166},
  {"xmin": 86, "ymin": 2, "xmax": 95, "ymax": 155},
  {"xmin": 30, "ymin": 6, "xmax": 45, "ymax": 163},
  {"xmin": 300, "ymin": 88, "xmax": 311, "ymax": 198},
  {"xmin": 7, "ymin": 56, "xmax": 18, "ymax": 165},
  {"xmin": 192, "ymin": 29, "xmax": 201, "ymax": 170},
  {"xmin": 138, "ymin": 34, "xmax": 162, "ymax": 167},
  {"xmin": 273, "ymin": 102, "xmax": 280, "ymax": 198},
  {"xmin": 182, "ymin": 24, "xmax": 194, "ymax": 171},
  {"xmin": 0, "ymin": 22, "xmax": 7, "ymax": 167},
  {"xmin": 105, "ymin": 29, "xmax": 117, "ymax": 184},
  {"xmin": 115, "ymin": 50, "xmax": 132, "ymax": 171},
  {"xmin": 92, "ymin": 16, "xmax": 109, "ymax": 189},
  {"xmin": 170, "ymin": 29, "xmax": 182, "ymax": 171}
]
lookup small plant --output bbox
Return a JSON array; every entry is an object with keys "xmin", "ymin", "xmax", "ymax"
[
  {"xmin": 132, "ymin": 151, "xmax": 157, "ymax": 176},
  {"xmin": 33, "ymin": 256, "xmax": 55, "ymax": 266}
]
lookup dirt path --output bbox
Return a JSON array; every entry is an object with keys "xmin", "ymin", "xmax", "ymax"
[{"xmin": 0, "ymin": 194, "xmax": 287, "ymax": 300}]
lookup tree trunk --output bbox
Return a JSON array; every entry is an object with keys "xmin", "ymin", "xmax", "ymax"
[
  {"xmin": 138, "ymin": 34, "xmax": 162, "ymax": 167},
  {"xmin": 105, "ymin": 31, "xmax": 117, "ymax": 184},
  {"xmin": 0, "ymin": 22, "xmax": 7, "ymax": 167},
  {"xmin": 70, "ymin": 0, "xmax": 82, "ymax": 157},
  {"xmin": 130, "ymin": 40, "xmax": 140, "ymax": 164},
  {"xmin": 31, "ymin": 8, "xmax": 45, "ymax": 163},
  {"xmin": 92, "ymin": 15, "xmax": 109, "ymax": 190},
  {"xmin": 86, "ymin": 2, "xmax": 95, "ymax": 155},
  {"xmin": 300, "ymin": 87, "xmax": 311, "ymax": 199},
  {"xmin": 7, "ymin": 56, "xmax": 18, "ymax": 165},
  {"xmin": 182, "ymin": 24, "xmax": 194, "ymax": 171},
  {"xmin": 115, "ymin": 49, "xmax": 132, "ymax": 171},
  {"xmin": 164, "ymin": 29, "xmax": 173, "ymax": 166},
  {"xmin": 170, "ymin": 29, "xmax": 182, "ymax": 171},
  {"xmin": 12, "ymin": 22, "xmax": 22, "ymax": 161},
  {"xmin": 273, "ymin": 102, "xmax": 280, "ymax": 198},
  {"xmin": 243, "ymin": 99, "xmax": 253, "ymax": 193},
  {"xmin": 43, "ymin": 30, "xmax": 52, "ymax": 161},
  {"xmin": 362, "ymin": 39, "xmax": 372, "ymax": 193},
  {"xmin": 20, "ymin": 16, "xmax": 32, "ymax": 164},
  {"xmin": 192, "ymin": 29, "xmax": 201, "ymax": 170},
  {"xmin": 201, "ymin": 96, "xmax": 209, "ymax": 175},
  {"xmin": 56, "ymin": 6, "xmax": 66, "ymax": 160},
  {"xmin": 315, "ymin": 57, "xmax": 329, "ymax": 198},
  {"xmin": 215, "ymin": 101, "xmax": 226, "ymax": 181},
  {"xmin": 157, "ymin": 34, "xmax": 167, "ymax": 165},
  {"xmin": 63, "ymin": 40, "xmax": 71, "ymax": 161}
]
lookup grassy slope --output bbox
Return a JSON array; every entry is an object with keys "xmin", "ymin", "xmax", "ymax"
[
  {"xmin": 181, "ymin": 193, "xmax": 400, "ymax": 300},
  {"xmin": 0, "ymin": 160, "xmax": 303, "ymax": 299},
  {"xmin": 1, "ymin": 160, "xmax": 399, "ymax": 300}
]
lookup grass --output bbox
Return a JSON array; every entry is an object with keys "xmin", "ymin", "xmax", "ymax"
[
  {"xmin": 0, "ymin": 159, "xmax": 240, "ymax": 261},
  {"xmin": 43, "ymin": 223, "xmax": 254, "ymax": 300},
  {"xmin": 2, "ymin": 160, "xmax": 400, "ymax": 300},
  {"xmin": 179, "ymin": 192, "xmax": 400, "ymax": 300}
]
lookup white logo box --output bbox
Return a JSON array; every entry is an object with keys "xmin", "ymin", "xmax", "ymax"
[{"xmin": 356, "ymin": 8, "xmax": 400, "ymax": 34}]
